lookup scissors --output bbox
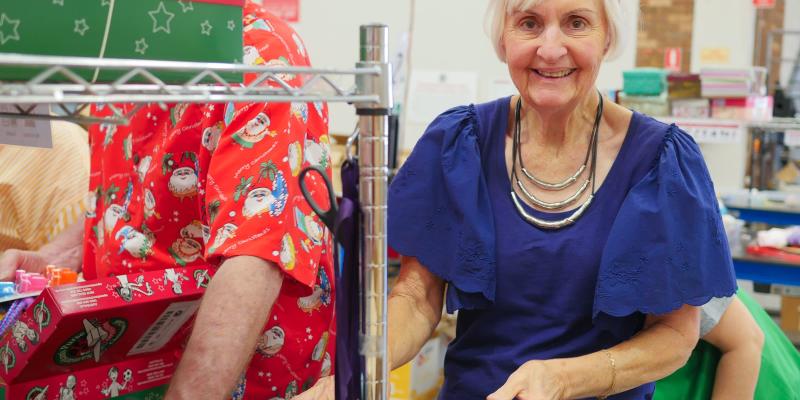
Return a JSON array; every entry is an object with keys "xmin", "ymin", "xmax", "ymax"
[{"xmin": 298, "ymin": 165, "xmax": 339, "ymax": 232}]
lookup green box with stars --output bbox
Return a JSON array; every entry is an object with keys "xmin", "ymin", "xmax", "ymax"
[{"xmin": 0, "ymin": 0, "xmax": 243, "ymax": 82}]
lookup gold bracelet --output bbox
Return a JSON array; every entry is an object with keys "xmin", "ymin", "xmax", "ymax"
[{"xmin": 598, "ymin": 349, "xmax": 616, "ymax": 400}]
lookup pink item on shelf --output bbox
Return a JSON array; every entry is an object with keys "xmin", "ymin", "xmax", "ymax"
[
  {"xmin": 28, "ymin": 276, "xmax": 47, "ymax": 292},
  {"xmin": 711, "ymin": 96, "xmax": 773, "ymax": 121}
]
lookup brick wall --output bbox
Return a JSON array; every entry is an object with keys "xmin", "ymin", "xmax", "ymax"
[{"xmin": 636, "ymin": 0, "xmax": 695, "ymax": 72}]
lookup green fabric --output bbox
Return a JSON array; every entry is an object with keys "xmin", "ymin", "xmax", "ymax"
[
  {"xmin": 654, "ymin": 290, "xmax": 800, "ymax": 400},
  {"xmin": 0, "ymin": 0, "xmax": 242, "ymax": 82}
]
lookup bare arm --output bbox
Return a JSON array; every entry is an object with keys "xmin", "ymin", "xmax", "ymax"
[
  {"xmin": 0, "ymin": 216, "xmax": 85, "ymax": 280},
  {"xmin": 388, "ymin": 256, "xmax": 446, "ymax": 369},
  {"xmin": 165, "ymin": 255, "xmax": 283, "ymax": 400},
  {"xmin": 490, "ymin": 305, "xmax": 700, "ymax": 400},
  {"xmin": 703, "ymin": 297, "xmax": 763, "ymax": 400}
]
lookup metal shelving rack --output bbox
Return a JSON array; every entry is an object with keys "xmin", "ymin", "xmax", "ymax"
[{"xmin": 0, "ymin": 23, "xmax": 392, "ymax": 400}]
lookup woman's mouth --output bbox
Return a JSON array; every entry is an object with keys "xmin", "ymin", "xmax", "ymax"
[{"xmin": 532, "ymin": 69, "xmax": 576, "ymax": 78}]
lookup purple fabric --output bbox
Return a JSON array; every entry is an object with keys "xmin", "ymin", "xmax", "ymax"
[{"xmin": 335, "ymin": 158, "xmax": 362, "ymax": 400}]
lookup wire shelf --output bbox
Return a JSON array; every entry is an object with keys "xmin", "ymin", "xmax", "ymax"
[{"xmin": 0, "ymin": 53, "xmax": 381, "ymax": 124}]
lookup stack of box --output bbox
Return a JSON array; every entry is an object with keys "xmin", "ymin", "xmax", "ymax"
[
  {"xmin": 667, "ymin": 74, "xmax": 710, "ymax": 118},
  {"xmin": 0, "ymin": 266, "xmax": 213, "ymax": 399},
  {"xmin": 619, "ymin": 68, "xmax": 670, "ymax": 116},
  {"xmin": 700, "ymin": 67, "xmax": 773, "ymax": 121}
]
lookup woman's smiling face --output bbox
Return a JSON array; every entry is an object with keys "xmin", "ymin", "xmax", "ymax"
[{"xmin": 503, "ymin": 0, "xmax": 609, "ymax": 111}]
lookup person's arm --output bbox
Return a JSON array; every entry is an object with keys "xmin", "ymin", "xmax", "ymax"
[
  {"xmin": 294, "ymin": 255, "xmax": 445, "ymax": 400},
  {"xmin": 387, "ymin": 255, "xmax": 446, "ymax": 369},
  {"xmin": 164, "ymin": 255, "xmax": 283, "ymax": 400},
  {"xmin": 0, "ymin": 216, "xmax": 85, "ymax": 280},
  {"xmin": 703, "ymin": 296, "xmax": 763, "ymax": 400},
  {"xmin": 489, "ymin": 305, "xmax": 700, "ymax": 400}
]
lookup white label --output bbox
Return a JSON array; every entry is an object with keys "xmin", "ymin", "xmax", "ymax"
[
  {"xmin": 127, "ymin": 300, "xmax": 200, "ymax": 356},
  {"xmin": 784, "ymin": 130, "xmax": 800, "ymax": 147},
  {"xmin": 669, "ymin": 119, "xmax": 744, "ymax": 144},
  {"xmin": 0, "ymin": 105, "xmax": 53, "ymax": 148},
  {"xmin": 407, "ymin": 70, "xmax": 478, "ymax": 124}
]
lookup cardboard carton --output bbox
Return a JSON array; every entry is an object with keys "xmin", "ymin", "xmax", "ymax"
[{"xmin": 0, "ymin": 266, "xmax": 214, "ymax": 399}]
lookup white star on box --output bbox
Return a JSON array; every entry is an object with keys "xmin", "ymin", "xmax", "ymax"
[
  {"xmin": 200, "ymin": 20, "xmax": 212, "ymax": 36},
  {"xmin": 148, "ymin": 1, "xmax": 175, "ymax": 34},
  {"xmin": 53, "ymin": 0, "xmax": 64, "ymax": 5},
  {"xmin": 0, "ymin": 14, "xmax": 20, "ymax": 46},
  {"xmin": 135, "ymin": 38, "xmax": 148, "ymax": 55},
  {"xmin": 227, "ymin": 20, "xmax": 235, "ymax": 31},
  {"xmin": 178, "ymin": 0, "xmax": 194, "ymax": 13},
  {"xmin": 101, "ymin": 0, "xmax": 111, "ymax": 6},
  {"xmin": 74, "ymin": 19, "xmax": 90, "ymax": 36}
]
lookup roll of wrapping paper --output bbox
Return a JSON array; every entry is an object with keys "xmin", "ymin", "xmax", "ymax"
[{"xmin": 0, "ymin": 298, "xmax": 34, "ymax": 337}]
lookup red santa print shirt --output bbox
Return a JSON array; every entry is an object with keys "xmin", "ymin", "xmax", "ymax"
[{"xmin": 85, "ymin": 4, "xmax": 335, "ymax": 399}]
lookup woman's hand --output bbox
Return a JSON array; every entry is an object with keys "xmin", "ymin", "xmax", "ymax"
[{"xmin": 487, "ymin": 360, "xmax": 566, "ymax": 400}]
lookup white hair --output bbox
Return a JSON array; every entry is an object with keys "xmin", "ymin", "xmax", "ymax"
[{"xmin": 485, "ymin": 0, "xmax": 628, "ymax": 62}]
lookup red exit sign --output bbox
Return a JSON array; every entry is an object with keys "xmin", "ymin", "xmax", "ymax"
[{"xmin": 753, "ymin": 0, "xmax": 775, "ymax": 8}]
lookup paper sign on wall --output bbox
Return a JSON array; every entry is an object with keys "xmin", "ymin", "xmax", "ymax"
[
  {"xmin": 262, "ymin": 0, "xmax": 299, "ymax": 22},
  {"xmin": 0, "ymin": 105, "xmax": 53, "ymax": 148},
  {"xmin": 700, "ymin": 47, "xmax": 731, "ymax": 65},
  {"xmin": 668, "ymin": 119, "xmax": 744, "ymax": 144},
  {"xmin": 407, "ymin": 71, "xmax": 478, "ymax": 125}
]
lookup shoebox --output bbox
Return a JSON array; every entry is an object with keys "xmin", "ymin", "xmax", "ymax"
[
  {"xmin": 623, "ymin": 68, "xmax": 667, "ymax": 96},
  {"xmin": 671, "ymin": 98, "xmax": 710, "ymax": 119},
  {"xmin": 390, "ymin": 334, "xmax": 447, "ymax": 400},
  {"xmin": 0, "ymin": 266, "xmax": 215, "ymax": 399},
  {"xmin": 0, "ymin": 0, "xmax": 244, "ymax": 82},
  {"xmin": 781, "ymin": 295, "xmax": 800, "ymax": 333},
  {"xmin": 711, "ymin": 96, "xmax": 774, "ymax": 121},
  {"xmin": 618, "ymin": 93, "xmax": 670, "ymax": 117},
  {"xmin": 667, "ymin": 74, "xmax": 701, "ymax": 99}
]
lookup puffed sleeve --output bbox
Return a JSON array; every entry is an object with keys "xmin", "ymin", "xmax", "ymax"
[
  {"xmin": 388, "ymin": 105, "xmax": 496, "ymax": 313},
  {"xmin": 593, "ymin": 125, "xmax": 737, "ymax": 329}
]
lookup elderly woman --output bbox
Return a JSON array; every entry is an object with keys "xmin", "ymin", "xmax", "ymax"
[
  {"xmin": 298, "ymin": 1, "xmax": 736, "ymax": 399},
  {"xmin": 388, "ymin": 0, "xmax": 737, "ymax": 398}
]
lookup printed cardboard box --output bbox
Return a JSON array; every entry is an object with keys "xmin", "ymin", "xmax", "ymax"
[
  {"xmin": 0, "ymin": 266, "xmax": 214, "ymax": 399},
  {"xmin": 0, "ymin": 0, "xmax": 244, "ymax": 82},
  {"xmin": 390, "ymin": 335, "xmax": 447, "ymax": 400}
]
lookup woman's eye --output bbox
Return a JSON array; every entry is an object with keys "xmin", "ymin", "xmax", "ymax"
[
  {"xmin": 569, "ymin": 18, "xmax": 587, "ymax": 29},
  {"xmin": 520, "ymin": 19, "xmax": 537, "ymax": 30}
]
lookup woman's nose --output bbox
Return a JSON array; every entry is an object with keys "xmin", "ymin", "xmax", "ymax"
[{"xmin": 536, "ymin": 26, "xmax": 568, "ymax": 61}]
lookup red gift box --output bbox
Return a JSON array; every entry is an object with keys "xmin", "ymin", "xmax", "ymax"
[{"xmin": 0, "ymin": 266, "xmax": 214, "ymax": 399}]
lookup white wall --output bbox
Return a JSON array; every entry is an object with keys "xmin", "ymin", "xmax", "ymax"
[
  {"xmin": 290, "ymin": 0, "xmax": 639, "ymax": 150},
  {"xmin": 689, "ymin": 1, "xmax": 758, "ymax": 192},
  {"xmin": 691, "ymin": 0, "xmax": 757, "ymax": 72}
]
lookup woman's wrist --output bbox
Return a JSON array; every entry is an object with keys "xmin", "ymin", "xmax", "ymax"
[{"xmin": 541, "ymin": 359, "xmax": 569, "ymax": 399}]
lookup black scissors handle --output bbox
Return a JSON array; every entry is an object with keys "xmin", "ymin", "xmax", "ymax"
[{"xmin": 298, "ymin": 165, "xmax": 338, "ymax": 231}]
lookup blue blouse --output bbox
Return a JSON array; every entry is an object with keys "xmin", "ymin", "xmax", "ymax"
[{"xmin": 388, "ymin": 97, "xmax": 737, "ymax": 400}]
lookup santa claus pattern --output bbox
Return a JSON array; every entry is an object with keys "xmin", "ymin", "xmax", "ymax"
[{"xmin": 84, "ymin": 4, "xmax": 334, "ymax": 398}]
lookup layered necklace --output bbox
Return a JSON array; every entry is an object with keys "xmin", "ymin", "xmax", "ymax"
[{"xmin": 510, "ymin": 93, "xmax": 603, "ymax": 229}]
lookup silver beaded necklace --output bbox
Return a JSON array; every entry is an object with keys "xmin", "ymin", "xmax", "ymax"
[{"xmin": 510, "ymin": 93, "xmax": 603, "ymax": 229}]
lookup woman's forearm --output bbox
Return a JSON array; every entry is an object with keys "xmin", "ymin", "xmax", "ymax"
[
  {"xmin": 704, "ymin": 297, "xmax": 763, "ymax": 400},
  {"xmin": 387, "ymin": 290, "xmax": 441, "ymax": 369},
  {"xmin": 711, "ymin": 344, "xmax": 762, "ymax": 399},
  {"xmin": 553, "ymin": 305, "xmax": 700, "ymax": 399},
  {"xmin": 387, "ymin": 257, "xmax": 446, "ymax": 369}
]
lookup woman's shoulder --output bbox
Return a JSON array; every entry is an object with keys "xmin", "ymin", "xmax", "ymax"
[
  {"xmin": 615, "ymin": 108, "xmax": 701, "ymax": 183},
  {"xmin": 417, "ymin": 96, "xmax": 510, "ymax": 152}
]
